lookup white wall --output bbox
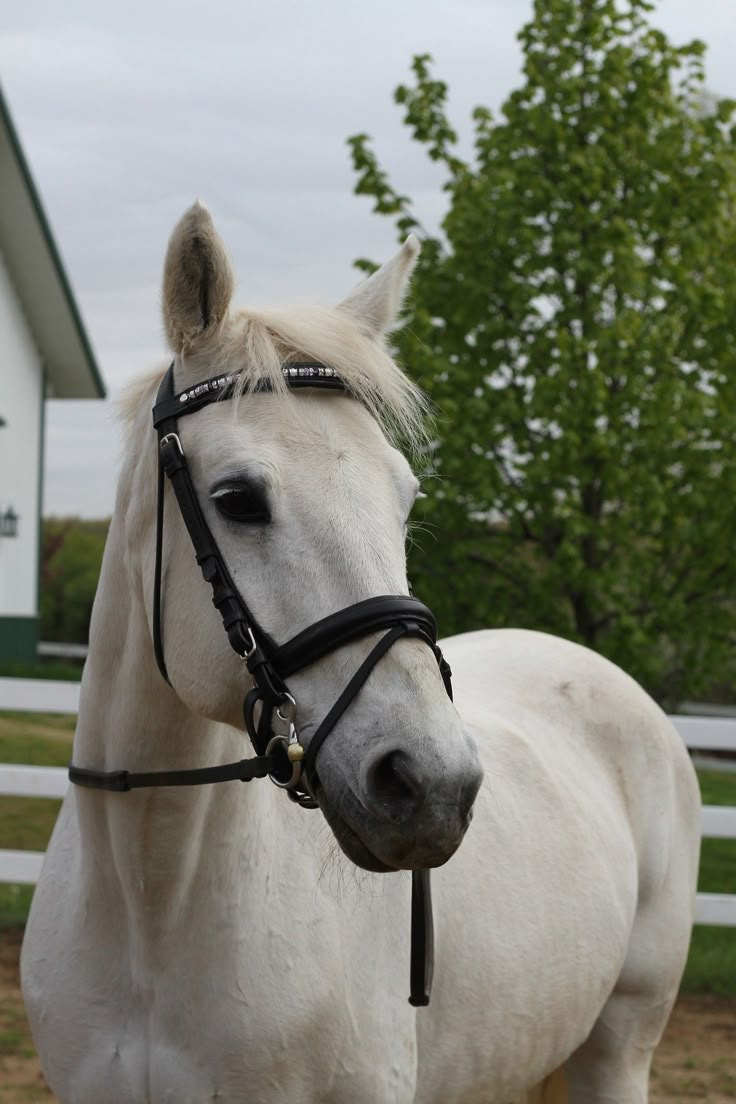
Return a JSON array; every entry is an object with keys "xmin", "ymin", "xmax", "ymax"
[{"xmin": 0, "ymin": 249, "xmax": 42, "ymax": 618}]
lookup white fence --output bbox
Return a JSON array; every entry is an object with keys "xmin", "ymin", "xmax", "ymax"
[
  {"xmin": 37, "ymin": 641, "xmax": 88, "ymax": 661},
  {"xmin": 1, "ymin": 678, "xmax": 735, "ymax": 925}
]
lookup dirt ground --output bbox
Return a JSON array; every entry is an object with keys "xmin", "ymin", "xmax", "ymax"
[{"xmin": 1, "ymin": 928, "xmax": 733, "ymax": 1103}]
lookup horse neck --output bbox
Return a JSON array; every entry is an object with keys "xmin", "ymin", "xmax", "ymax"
[{"xmin": 72, "ymin": 509, "xmax": 272, "ymax": 929}]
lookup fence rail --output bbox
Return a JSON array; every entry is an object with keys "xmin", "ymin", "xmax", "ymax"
[
  {"xmin": 37, "ymin": 641, "xmax": 88, "ymax": 661},
  {"xmin": 0, "ymin": 677, "xmax": 80, "ymax": 713},
  {"xmin": 1, "ymin": 681, "xmax": 735, "ymax": 925}
]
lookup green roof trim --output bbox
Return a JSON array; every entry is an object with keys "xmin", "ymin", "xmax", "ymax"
[{"xmin": 0, "ymin": 84, "xmax": 105, "ymax": 399}]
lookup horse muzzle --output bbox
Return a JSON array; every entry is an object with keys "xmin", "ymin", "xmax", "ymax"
[{"xmin": 314, "ymin": 729, "xmax": 483, "ymax": 872}]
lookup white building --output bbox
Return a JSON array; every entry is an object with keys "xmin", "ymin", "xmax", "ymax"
[{"xmin": 0, "ymin": 86, "xmax": 105, "ymax": 663}]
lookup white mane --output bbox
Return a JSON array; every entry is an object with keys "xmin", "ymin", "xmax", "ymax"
[{"xmin": 119, "ymin": 304, "xmax": 428, "ymax": 454}]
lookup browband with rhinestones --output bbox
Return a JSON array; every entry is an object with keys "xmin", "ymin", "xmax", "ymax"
[{"xmin": 152, "ymin": 363, "xmax": 346, "ymax": 430}]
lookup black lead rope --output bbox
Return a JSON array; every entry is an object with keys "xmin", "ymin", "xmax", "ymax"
[{"xmin": 68, "ymin": 360, "xmax": 453, "ymax": 1007}]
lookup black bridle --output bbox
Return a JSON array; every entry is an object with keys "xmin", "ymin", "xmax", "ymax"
[{"xmin": 68, "ymin": 360, "xmax": 454, "ymax": 1006}]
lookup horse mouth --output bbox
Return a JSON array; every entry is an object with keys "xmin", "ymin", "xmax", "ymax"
[
  {"xmin": 309, "ymin": 774, "xmax": 472, "ymax": 873},
  {"xmin": 310, "ymin": 777, "xmax": 397, "ymax": 873},
  {"xmin": 332, "ymin": 815, "xmax": 398, "ymax": 872}
]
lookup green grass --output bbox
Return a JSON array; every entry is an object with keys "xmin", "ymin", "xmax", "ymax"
[
  {"xmin": 0, "ymin": 713, "xmax": 75, "ymax": 767},
  {"xmin": 0, "ymin": 659, "xmax": 83, "ymax": 681},
  {"xmin": 0, "ymin": 797, "xmax": 62, "ymax": 852},
  {"xmin": 682, "ymin": 926, "xmax": 736, "ymax": 995},
  {"xmin": 0, "ymin": 984, "xmax": 37, "ymax": 1059},
  {"xmin": 0, "ymin": 884, "xmax": 35, "ymax": 930},
  {"xmin": 696, "ymin": 771, "xmax": 736, "ymax": 898},
  {"xmin": 681, "ymin": 768, "xmax": 736, "ymax": 995},
  {"xmin": 698, "ymin": 768, "xmax": 736, "ymax": 806},
  {"xmin": 0, "ymin": 716, "xmax": 735, "ymax": 992},
  {"xmin": 0, "ymin": 714, "xmax": 73, "ymax": 929}
]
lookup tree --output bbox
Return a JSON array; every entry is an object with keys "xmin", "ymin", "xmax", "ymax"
[
  {"xmin": 347, "ymin": 0, "xmax": 736, "ymax": 706},
  {"xmin": 41, "ymin": 519, "xmax": 109, "ymax": 644}
]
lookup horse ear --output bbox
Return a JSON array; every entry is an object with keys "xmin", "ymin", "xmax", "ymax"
[
  {"xmin": 337, "ymin": 234, "xmax": 421, "ymax": 336},
  {"xmin": 162, "ymin": 201, "xmax": 234, "ymax": 353}
]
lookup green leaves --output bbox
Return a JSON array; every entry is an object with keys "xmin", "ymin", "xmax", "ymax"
[
  {"xmin": 394, "ymin": 53, "xmax": 463, "ymax": 173},
  {"xmin": 346, "ymin": 133, "xmax": 421, "ymax": 238},
  {"xmin": 40, "ymin": 519, "xmax": 109, "ymax": 644},
  {"xmin": 347, "ymin": 5, "xmax": 736, "ymax": 708}
]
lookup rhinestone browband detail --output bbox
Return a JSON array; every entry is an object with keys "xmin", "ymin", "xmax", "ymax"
[
  {"xmin": 179, "ymin": 374, "xmax": 241, "ymax": 404},
  {"xmin": 176, "ymin": 365, "xmax": 339, "ymax": 406},
  {"xmin": 283, "ymin": 365, "xmax": 337, "ymax": 378}
]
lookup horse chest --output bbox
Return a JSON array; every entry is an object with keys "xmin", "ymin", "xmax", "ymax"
[
  {"xmin": 27, "ymin": 814, "xmax": 418, "ymax": 1104},
  {"xmin": 44, "ymin": 951, "xmax": 417, "ymax": 1104}
]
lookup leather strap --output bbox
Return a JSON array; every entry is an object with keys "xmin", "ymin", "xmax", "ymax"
[
  {"xmin": 68, "ymin": 753, "xmax": 277, "ymax": 792},
  {"xmin": 410, "ymin": 869, "xmax": 434, "ymax": 1006},
  {"xmin": 158, "ymin": 433, "xmax": 277, "ymax": 659},
  {"xmin": 303, "ymin": 624, "xmax": 408, "ymax": 779},
  {"xmin": 271, "ymin": 596, "xmax": 439, "ymax": 678},
  {"xmin": 153, "ymin": 453, "xmax": 170, "ymax": 683},
  {"xmin": 151, "ymin": 366, "xmax": 346, "ymax": 428},
  {"xmin": 153, "ymin": 365, "xmax": 277, "ymax": 681}
]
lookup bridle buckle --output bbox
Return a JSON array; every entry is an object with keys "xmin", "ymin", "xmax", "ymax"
[
  {"xmin": 241, "ymin": 627, "xmax": 257, "ymax": 660},
  {"xmin": 160, "ymin": 432, "xmax": 183, "ymax": 457}
]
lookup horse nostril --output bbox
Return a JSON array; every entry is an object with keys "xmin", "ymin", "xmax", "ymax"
[{"xmin": 363, "ymin": 750, "xmax": 422, "ymax": 823}]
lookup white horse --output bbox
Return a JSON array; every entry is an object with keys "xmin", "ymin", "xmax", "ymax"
[{"xmin": 22, "ymin": 203, "xmax": 700, "ymax": 1104}]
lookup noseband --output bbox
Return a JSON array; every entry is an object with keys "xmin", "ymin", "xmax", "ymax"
[{"xmin": 68, "ymin": 360, "xmax": 453, "ymax": 1006}]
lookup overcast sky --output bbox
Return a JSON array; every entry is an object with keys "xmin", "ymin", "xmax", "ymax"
[{"xmin": 2, "ymin": 0, "xmax": 735, "ymax": 517}]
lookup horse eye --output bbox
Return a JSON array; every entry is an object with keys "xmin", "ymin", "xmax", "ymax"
[{"xmin": 212, "ymin": 485, "xmax": 271, "ymax": 524}]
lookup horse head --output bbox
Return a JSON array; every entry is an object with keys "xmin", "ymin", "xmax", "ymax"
[{"xmin": 142, "ymin": 201, "xmax": 482, "ymax": 872}]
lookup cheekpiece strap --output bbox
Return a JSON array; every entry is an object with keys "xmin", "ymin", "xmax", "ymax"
[{"xmin": 151, "ymin": 361, "xmax": 349, "ymax": 684}]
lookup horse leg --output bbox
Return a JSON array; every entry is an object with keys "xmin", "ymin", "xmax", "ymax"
[
  {"xmin": 521, "ymin": 1066, "xmax": 569, "ymax": 1104},
  {"xmin": 564, "ymin": 987, "xmax": 671, "ymax": 1102},
  {"xmin": 562, "ymin": 880, "xmax": 694, "ymax": 1101}
]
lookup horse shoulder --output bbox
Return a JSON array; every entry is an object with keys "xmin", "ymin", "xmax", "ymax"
[{"xmin": 413, "ymin": 628, "xmax": 699, "ymax": 1103}]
